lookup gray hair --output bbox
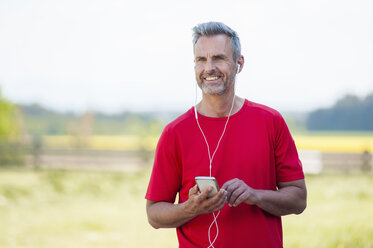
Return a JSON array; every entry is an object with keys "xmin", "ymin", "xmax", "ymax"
[{"xmin": 192, "ymin": 22, "xmax": 241, "ymax": 61}]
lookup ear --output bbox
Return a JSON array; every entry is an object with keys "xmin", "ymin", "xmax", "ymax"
[{"xmin": 236, "ymin": 55, "xmax": 244, "ymax": 74}]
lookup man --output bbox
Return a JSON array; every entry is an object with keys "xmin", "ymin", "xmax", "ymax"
[{"xmin": 145, "ymin": 22, "xmax": 307, "ymax": 248}]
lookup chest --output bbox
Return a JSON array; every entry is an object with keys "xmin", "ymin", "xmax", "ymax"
[{"xmin": 177, "ymin": 120, "xmax": 277, "ymax": 201}]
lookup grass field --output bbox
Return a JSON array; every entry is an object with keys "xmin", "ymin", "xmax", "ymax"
[
  {"xmin": 1, "ymin": 167, "xmax": 373, "ymax": 248},
  {"xmin": 42, "ymin": 132, "xmax": 373, "ymax": 153}
]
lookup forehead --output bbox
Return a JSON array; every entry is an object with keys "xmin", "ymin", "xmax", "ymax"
[{"xmin": 194, "ymin": 34, "xmax": 233, "ymax": 58}]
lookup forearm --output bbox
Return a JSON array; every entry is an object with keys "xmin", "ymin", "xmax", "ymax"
[
  {"xmin": 252, "ymin": 184, "xmax": 307, "ymax": 216},
  {"xmin": 147, "ymin": 185, "xmax": 228, "ymax": 229},
  {"xmin": 146, "ymin": 200, "xmax": 195, "ymax": 229}
]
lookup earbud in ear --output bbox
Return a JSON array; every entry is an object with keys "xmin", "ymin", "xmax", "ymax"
[{"xmin": 237, "ymin": 64, "xmax": 240, "ymax": 74}]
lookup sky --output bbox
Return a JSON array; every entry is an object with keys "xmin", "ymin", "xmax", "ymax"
[{"xmin": 0, "ymin": 0, "xmax": 372, "ymax": 114}]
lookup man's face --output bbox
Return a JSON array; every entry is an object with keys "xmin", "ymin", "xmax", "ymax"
[{"xmin": 194, "ymin": 34, "xmax": 237, "ymax": 96}]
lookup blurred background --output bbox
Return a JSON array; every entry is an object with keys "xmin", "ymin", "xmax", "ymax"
[{"xmin": 1, "ymin": 0, "xmax": 372, "ymax": 247}]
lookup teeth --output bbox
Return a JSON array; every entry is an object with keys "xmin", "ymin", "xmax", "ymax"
[{"xmin": 205, "ymin": 76, "xmax": 219, "ymax": 81}]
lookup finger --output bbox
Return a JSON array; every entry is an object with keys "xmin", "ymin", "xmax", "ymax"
[
  {"xmin": 221, "ymin": 179, "xmax": 238, "ymax": 190},
  {"xmin": 204, "ymin": 198, "xmax": 224, "ymax": 213},
  {"xmin": 212, "ymin": 193, "xmax": 228, "ymax": 212},
  {"xmin": 208, "ymin": 188, "xmax": 227, "ymax": 202},
  {"xmin": 209, "ymin": 201, "xmax": 225, "ymax": 213},
  {"xmin": 233, "ymin": 192, "xmax": 248, "ymax": 207},
  {"xmin": 206, "ymin": 189, "xmax": 227, "ymax": 211},
  {"xmin": 225, "ymin": 182, "xmax": 240, "ymax": 203},
  {"xmin": 216, "ymin": 190, "xmax": 228, "ymax": 206},
  {"xmin": 229, "ymin": 187, "xmax": 245, "ymax": 206},
  {"xmin": 189, "ymin": 185, "xmax": 199, "ymax": 196},
  {"xmin": 196, "ymin": 186, "xmax": 213, "ymax": 200}
]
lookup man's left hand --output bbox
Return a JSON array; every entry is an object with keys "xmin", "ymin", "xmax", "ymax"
[{"xmin": 221, "ymin": 179, "xmax": 259, "ymax": 207}]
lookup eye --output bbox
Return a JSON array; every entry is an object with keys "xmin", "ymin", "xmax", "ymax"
[
  {"xmin": 213, "ymin": 55, "xmax": 225, "ymax": 61},
  {"xmin": 195, "ymin": 57, "xmax": 206, "ymax": 62}
]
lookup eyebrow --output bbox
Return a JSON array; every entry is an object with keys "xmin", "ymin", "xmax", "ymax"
[
  {"xmin": 195, "ymin": 54, "xmax": 228, "ymax": 60},
  {"xmin": 195, "ymin": 56, "xmax": 205, "ymax": 61},
  {"xmin": 212, "ymin": 54, "xmax": 228, "ymax": 59}
]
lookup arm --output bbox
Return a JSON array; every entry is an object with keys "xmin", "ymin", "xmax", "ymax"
[
  {"xmin": 146, "ymin": 200, "xmax": 194, "ymax": 229},
  {"xmin": 222, "ymin": 178, "xmax": 307, "ymax": 216},
  {"xmin": 146, "ymin": 185, "xmax": 228, "ymax": 229}
]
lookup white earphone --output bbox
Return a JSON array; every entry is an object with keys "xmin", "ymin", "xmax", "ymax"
[{"xmin": 194, "ymin": 63, "xmax": 240, "ymax": 248}]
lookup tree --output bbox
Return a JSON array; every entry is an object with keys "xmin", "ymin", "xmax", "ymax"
[
  {"xmin": 307, "ymin": 93, "xmax": 373, "ymax": 131},
  {"xmin": 0, "ymin": 88, "xmax": 19, "ymax": 141},
  {"xmin": 0, "ymin": 87, "xmax": 23, "ymax": 165}
]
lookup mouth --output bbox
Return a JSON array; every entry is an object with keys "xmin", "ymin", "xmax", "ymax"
[
  {"xmin": 204, "ymin": 76, "xmax": 219, "ymax": 81},
  {"xmin": 201, "ymin": 73, "xmax": 223, "ymax": 83}
]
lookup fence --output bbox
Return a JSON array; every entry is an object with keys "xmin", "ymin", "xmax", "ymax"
[
  {"xmin": 299, "ymin": 150, "xmax": 373, "ymax": 174},
  {"xmin": 25, "ymin": 148, "xmax": 153, "ymax": 172},
  {"xmin": 23, "ymin": 148, "xmax": 373, "ymax": 174}
]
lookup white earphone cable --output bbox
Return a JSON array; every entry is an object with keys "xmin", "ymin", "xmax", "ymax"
[
  {"xmin": 194, "ymin": 67, "xmax": 238, "ymax": 248},
  {"xmin": 195, "ymin": 94, "xmax": 235, "ymax": 177}
]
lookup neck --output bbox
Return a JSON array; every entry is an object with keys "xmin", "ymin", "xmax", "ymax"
[{"xmin": 196, "ymin": 92, "xmax": 244, "ymax": 117}]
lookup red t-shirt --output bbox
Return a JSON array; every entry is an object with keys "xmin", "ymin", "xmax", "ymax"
[{"xmin": 146, "ymin": 99, "xmax": 304, "ymax": 248}]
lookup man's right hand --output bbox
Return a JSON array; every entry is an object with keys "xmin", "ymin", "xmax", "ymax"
[
  {"xmin": 183, "ymin": 185, "xmax": 228, "ymax": 216},
  {"xmin": 146, "ymin": 185, "xmax": 227, "ymax": 229}
]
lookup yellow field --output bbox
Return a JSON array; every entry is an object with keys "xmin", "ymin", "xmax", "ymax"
[
  {"xmin": 42, "ymin": 133, "xmax": 373, "ymax": 153},
  {"xmin": 294, "ymin": 134, "xmax": 373, "ymax": 153}
]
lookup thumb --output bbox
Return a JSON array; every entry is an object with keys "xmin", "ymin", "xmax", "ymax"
[{"xmin": 189, "ymin": 184, "xmax": 199, "ymax": 196}]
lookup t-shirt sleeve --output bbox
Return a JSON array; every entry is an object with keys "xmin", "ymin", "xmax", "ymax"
[
  {"xmin": 145, "ymin": 125, "xmax": 182, "ymax": 203},
  {"xmin": 273, "ymin": 114, "xmax": 304, "ymax": 182}
]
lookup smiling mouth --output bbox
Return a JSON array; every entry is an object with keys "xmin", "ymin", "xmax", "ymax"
[
  {"xmin": 202, "ymin": 73, "xmax": 223, "ymax": 83},
  {"xmin": 204, "ymin": 76, "xmax": 219, "ymax": 81}
]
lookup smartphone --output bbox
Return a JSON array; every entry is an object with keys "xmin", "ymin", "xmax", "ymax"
[{"xmin": 195, "ymin": 176, "xmax": 219, "ymax": 198}]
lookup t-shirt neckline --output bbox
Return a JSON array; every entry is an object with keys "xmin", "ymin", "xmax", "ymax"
[{"xmin": 192, "ymin": 99, "xmax": 248, "ymax": 121}]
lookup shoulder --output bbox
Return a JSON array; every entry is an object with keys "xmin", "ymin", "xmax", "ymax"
[
  {"xmin": 244, "ymin": 99, "xmax": 283, "ymax": 120},
  {"xmin": 157, "ymin": 108, "xmax": 195, "ymax": 152},
  {"xmin": 242, "ymin": 100, "xmax": 288, "ymax": 136},
  {"xmin": 163, "ymin": 107, "xmax": 195, "ymax": 134}
]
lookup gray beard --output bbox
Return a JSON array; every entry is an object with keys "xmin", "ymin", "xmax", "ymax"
[{"xmin": 201, "ymin": 83, "xmax": 227, "ymax": 95}]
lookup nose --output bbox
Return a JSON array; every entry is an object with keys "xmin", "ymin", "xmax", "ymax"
[{"xmin": 204, "ymin": 60, "xmax": 216, "ymax": 73}]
